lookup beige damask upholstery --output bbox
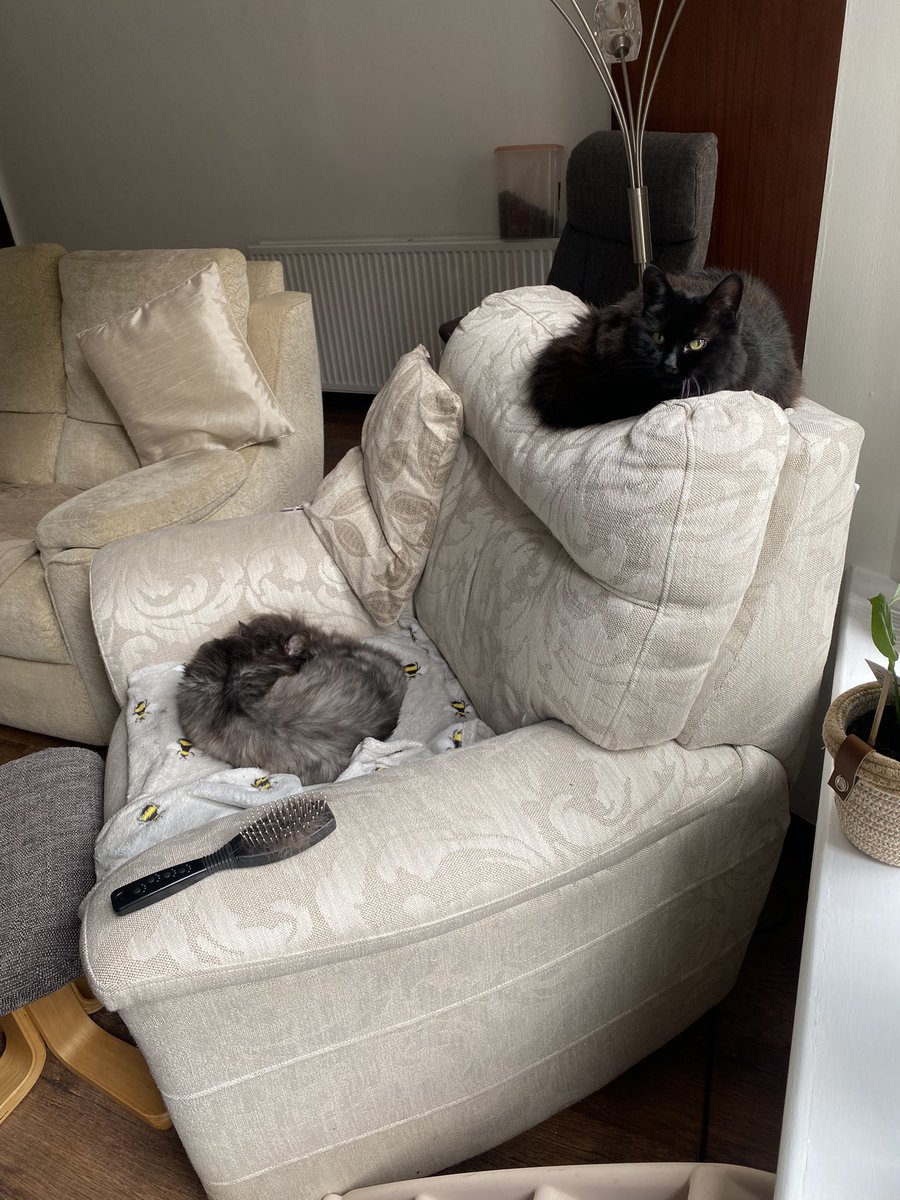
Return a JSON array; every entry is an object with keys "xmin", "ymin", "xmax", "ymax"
[
  {"xmin": 0, "ymin": 243, "xmax": 323, "ymax": 743},
  {"xmin": 81, "ymin": 286, "xmax": 862, "ymax": 1200}
]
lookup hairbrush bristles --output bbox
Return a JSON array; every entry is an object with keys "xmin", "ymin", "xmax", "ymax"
[
  {"xmin": 237, "ymin": 793, "xmax": 336, "ymax": 861},
  {"xmin": 111, "ymin": 792, "xmax": 336, "ymax": 915}
]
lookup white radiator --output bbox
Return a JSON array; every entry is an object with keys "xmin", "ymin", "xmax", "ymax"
[{"xmin": 246, "ymin": 237, "xmax": 558, "ymax": 393}]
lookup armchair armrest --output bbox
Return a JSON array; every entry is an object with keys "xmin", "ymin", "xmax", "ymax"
[
  {"xmin": 80, "ymin": 727, "xmax": 785, "ymax": 1013},
  {"xmin": 247, "ymin": 291, "xmax": 322, "ymax": 430},
  {"xmin": 244, "ymin": 290, "xmax": 324, "ymax": 507},
  {"xmin": 36, "ymin": 449, "xmax": 248, "ymax": 554},
  {"xmin": 88, "ymin": 508, "xmax": 380, "ymax": 705}
]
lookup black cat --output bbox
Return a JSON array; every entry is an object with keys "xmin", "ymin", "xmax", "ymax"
[{"xmin": 529, "ymin": 265, "xmax": 802, "ymax": 429}]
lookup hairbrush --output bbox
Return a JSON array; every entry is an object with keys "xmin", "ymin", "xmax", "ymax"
[{"xmin": 110, "ymin": 793, "xmax": 336, "ymax": 915}]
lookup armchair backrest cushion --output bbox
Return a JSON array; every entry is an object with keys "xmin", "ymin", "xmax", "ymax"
[
  {"xmin": 417, "ymin": 287, "xmax": 862, "ymax": 764},
  {"xmin": 0, "ymin": 243, "xmax": 67, "ymax": 484},
  {"xmin": 55, "ymin": 248, "xmax": 250, "ymax": 489}
]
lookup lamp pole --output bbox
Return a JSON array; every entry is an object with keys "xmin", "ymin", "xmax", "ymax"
[{"xmin": 547, "ymin": 0, "xmax": 688, "ymax": 284}]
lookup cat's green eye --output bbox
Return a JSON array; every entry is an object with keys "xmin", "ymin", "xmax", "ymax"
[
  {"xmin": 687, "ymin": 337, "xmax": 707, "ymax": 351},
  {"xmin": 651, "ymin": 331, "xmax": 664, "ymax": 345}
]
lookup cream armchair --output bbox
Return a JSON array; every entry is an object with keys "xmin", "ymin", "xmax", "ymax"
[
  {"xmin": 82, "ymin": 287, "xmax": 862, "ymax": 1200},
  {"xmin": 0, "ymin": 243, "xmax": 323, "ymax": 744}
]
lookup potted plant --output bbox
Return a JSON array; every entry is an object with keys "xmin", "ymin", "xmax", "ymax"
[{"xmin": 823, "ymin": 587, "xmax": 900, "ymax": 866}]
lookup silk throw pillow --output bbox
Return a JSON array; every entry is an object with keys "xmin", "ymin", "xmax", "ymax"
[
  {"xmin": 76, "ymin": 262, "xmax": 293, "ymax": 465},
  {"xmin": 308, "ymin": 345, "xmax": 463, "ymax": 627}
]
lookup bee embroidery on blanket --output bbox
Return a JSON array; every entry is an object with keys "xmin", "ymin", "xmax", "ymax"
[
  {"xmin": 252, "ymin": 776, "xmax": 273, "ymax": 790},
  {"xmin": 451, "ymin": 700, "xmax": 468, "ymax": 719},
  {"xmin": 138, "ymin": 803, "xmax": 160, "ymax": 823},
  {"xmin": 177, "ymin": 738, "xmax": 194, "ymax": 759},
  {"xmin": 404, "ymin": 662, "xmax": 419, "ymax": 678},
  {"xmin": 452, "ymin": 728, "xmax": 464, "ymax": 749},
  {"xmin": 132, "ymin": 699, "xmax": 149, "ymax": 721}
]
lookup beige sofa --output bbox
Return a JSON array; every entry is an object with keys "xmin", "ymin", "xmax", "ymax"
[
  {"xmin": 81, "ymin": 286, "xmax": 862, "ymax": 1200},
  {"xmin": 0, "ymin": 244, "xmax": 323, "ymax": 744}
]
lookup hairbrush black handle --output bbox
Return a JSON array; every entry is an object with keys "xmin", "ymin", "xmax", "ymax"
[
  {"xmin": 110, "ymin": 794, "xmax": 336, "ymax": 915},
  {"xmin": 110, "ymin": 843, "xmax": 239, "ymax": 914}
]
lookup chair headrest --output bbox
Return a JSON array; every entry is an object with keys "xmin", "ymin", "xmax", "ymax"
[{"xmin": 565, "ymin": 130, "xmax": 718, "ymax": 244}]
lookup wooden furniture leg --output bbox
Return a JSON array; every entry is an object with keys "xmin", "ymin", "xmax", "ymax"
[
  {"xmin": 26, "ymin": 982, "xmax": 171, "ymax": 1129},
  {"xmin": 0, "ymin": 1007, "xmax": 46, "ymax": 1124},
  {"xmin": 72, "ymin": 974, "xmax": 103, "ymax": 1014}
]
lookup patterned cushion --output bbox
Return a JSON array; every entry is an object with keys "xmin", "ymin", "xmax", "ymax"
[
  {"xmin": 308, "ymin": 346, "xmax": 463, "ymax": 627},
  {"xmin": 417, "ymin": 287, "xmax": 792, "ymax": 750}
]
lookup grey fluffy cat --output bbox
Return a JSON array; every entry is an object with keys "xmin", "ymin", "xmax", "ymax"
[{"xmin": 177, "ymin": 613, "xmax": 407, "ymax": 784}]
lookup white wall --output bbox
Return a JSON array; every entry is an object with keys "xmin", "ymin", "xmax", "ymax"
[
  {"xmin": 803, "ymin": 0, "xmax": 900, "ymax": 580},
  {"xmin": 789, "ymin": 0, "xmax": 900, "ymax": 822},
  {"xmin": 0, "ymin": 0, "xmax": 609, "ymax": 250}
]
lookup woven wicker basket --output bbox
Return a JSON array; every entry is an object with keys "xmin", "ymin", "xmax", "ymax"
[{"xmin": 823, "ymin": 682, "xmax": 900, "ymax": 867}]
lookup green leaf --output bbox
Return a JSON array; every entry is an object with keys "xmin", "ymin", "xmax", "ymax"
[{"xmin": 870, "ymin": 593, "xmax": 898, "ymax": 664}]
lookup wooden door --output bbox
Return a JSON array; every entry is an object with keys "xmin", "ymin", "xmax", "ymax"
[{"xmin": 639, "ymin": 0, "xmax": 847, "ymax": 358}]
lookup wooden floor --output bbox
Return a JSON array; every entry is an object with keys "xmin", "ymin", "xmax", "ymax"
[{"xmin": 0, "ymin": 394, "xmax": 813, "ymax": 1196}]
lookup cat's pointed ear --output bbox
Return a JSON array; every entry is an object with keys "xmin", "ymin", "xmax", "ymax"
[
  {"xmin": 706, "ymin": 273, "xmax": 744, "ymax": 325},
  {"xmin": 286, "ymin": 633, "xmax": 309, "ymax": 658},
  {"xmin": 237, "ymin": 621, "xmax": 252, "ymax": 638},
  {"xmin": 642, "ymin": 264, "xmax": 672, "ymax": 310}
]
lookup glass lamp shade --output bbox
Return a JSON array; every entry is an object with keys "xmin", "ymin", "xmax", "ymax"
[{"xmin": 593, "ymin": 0, "xmax": 643, "ymax": 62}]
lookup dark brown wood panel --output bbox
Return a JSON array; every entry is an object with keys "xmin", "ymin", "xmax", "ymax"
[{"xmin": 640, "ymin": 0, "xmax": 846, "ymax": 358}]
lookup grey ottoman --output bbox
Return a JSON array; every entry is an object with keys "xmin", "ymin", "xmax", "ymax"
[{"xmin": 0, "ymin": 746, "xmax": 169, "ymax": 1128}]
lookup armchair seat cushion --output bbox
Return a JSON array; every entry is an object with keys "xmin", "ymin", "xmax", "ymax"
[{"xmin": 93, "ymin": 620, "xmax": 493, "ymax": 880}]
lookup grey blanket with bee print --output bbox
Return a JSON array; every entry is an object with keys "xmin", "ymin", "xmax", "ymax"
[{"xmin": 93, "ymin": 620, "xmax": 494, "ymax": 881}]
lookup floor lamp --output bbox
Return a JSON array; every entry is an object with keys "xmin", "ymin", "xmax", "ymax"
[{"xmin": 548, "ymin": 0, "xmax": 688, "ymax": 283}]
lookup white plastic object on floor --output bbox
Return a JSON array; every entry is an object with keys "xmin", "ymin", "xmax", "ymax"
[{"xmin": 322, "ymin": 1161, "xmax": 776, "ymax": 1200}]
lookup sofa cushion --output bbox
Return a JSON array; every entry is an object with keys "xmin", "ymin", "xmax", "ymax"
[
  {"xmin": 0, "ymin": 483, "xmax": 80, "ymax": 661},
  {"xmin": 54, "ymin": 417, "xmax": 141, "ymax": 491},
  {"xmin": 0, "ymin": 413, "xmax": 66, "ymax": 485},
  {"xmin": 0, "ymin": 553, "xmax": 70, "ymax": 663},
  {"xmin": 0, "ymin": 482, "xmax": 81, "ymax": 539},
  {"xmin": 76, "ymin": 264, "xmax": 293, "ymax": 466},
  {"xmin": 0, "ymin": 243, "xmax": 67, "ymax": 415},
  {"xmin": 0, "ymin": 480, "xmax": 78, "ymax": 657},
  {"xmin": 418, "ymin": 286, "xmax": 792, "ymax": 751},
  {"xmin": 59, "ymin": 248, "xmax": 250, "ymax": 425},
  {"xmin": 0, "ymin": 536, "xmax": 37, "ymax": 590},
  {"xmin": 308, "ymin": 346, "xmax": 463, "ymax": 627}
]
